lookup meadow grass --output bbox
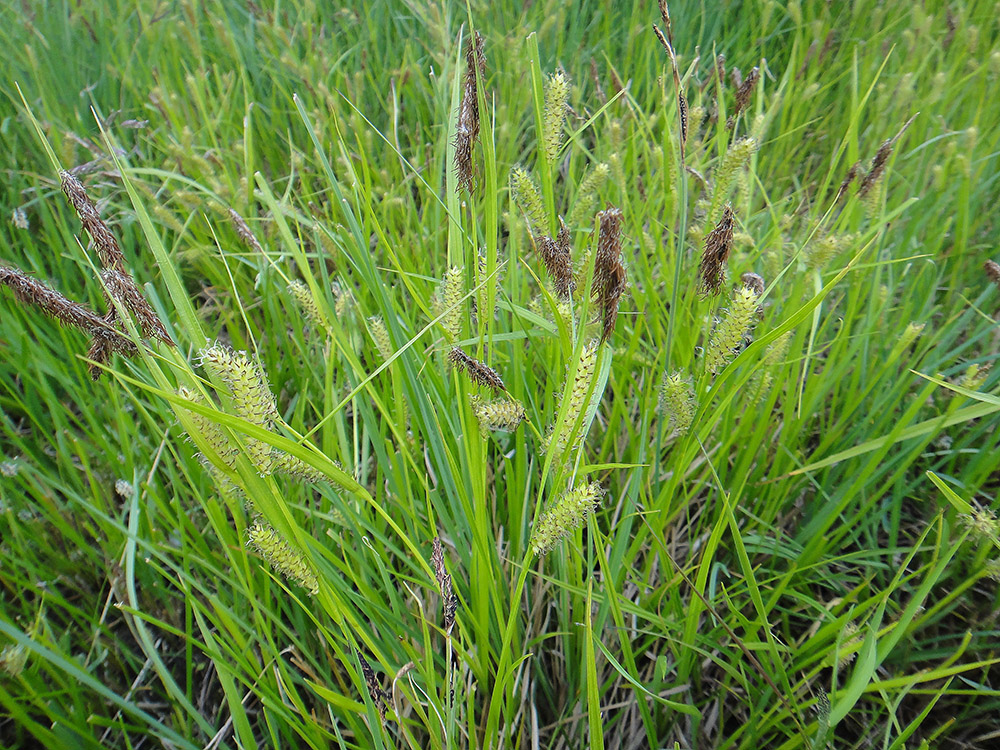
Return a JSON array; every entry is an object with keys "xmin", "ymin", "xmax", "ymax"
[{"xmin": 1, "ymin": 1, "xmax": 999, "ymax": 747}]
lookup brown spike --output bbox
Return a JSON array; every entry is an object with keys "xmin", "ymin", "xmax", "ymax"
[
  {"xmin": 985, "ymin": 260, "xmax": 1000, "ymax": 286},
  {"xmin": 858, "ymin": 114, "xmax": 917, "ymax": 197},
  {"xmin": 699, "ymin": 203, "xmax": 735, "ymax": 296},
  {"xmin": 100, "ymin": 268, "xmax": 173, "ymax": 345},
  {"xmin": 447, "ymin": 346, "xmax": 506, "ymax": 392},
  {"xmin": 60, "ymin": 171, "xmax": 126, "ymax": 272},
  {"xmin": 455, "ymin": 31, "xmax": 487, "ymax": 193},
  {"xmin": 727, "ymin": 66, "xmax": 759, "ymax": 129},
  {"xmin": 593, "ymin": 206, "xmax": 626, "ymax": 344}
]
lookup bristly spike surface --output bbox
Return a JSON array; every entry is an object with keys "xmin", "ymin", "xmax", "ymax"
[
  {"xmin": 699, "ymin": 203, "xmax": 735, "ymax": 296},
  {"xmin": 447, "ymin": 346, "xmax": 506, "ymax": 392}
]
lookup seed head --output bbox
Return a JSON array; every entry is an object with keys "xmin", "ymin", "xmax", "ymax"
[
  {"xmin": 807, "ymin": 233, "xmax": 856, "ymax": 270},
  {"xmin": 985, "ymin": 259, "xmax": 1000, "ymax": 286},
  {"xmin": 287, "ymin": 280, "xmax": 331, "ymax": 335},
  {"xmin": 858, "ymin": 114, "xmax": 917, "ymax": 198},
  {"xmin": 12, "ymin": 207, "xmax": 28, "ymax": 229},
  {"xmin": 708, "ymin": 137, "xmax": 757, "ymax": 223},
  {"xmin": 727, "ymin": 66, "xmax": 759, "ymax": 129},
  {"xmin": 593, "ymin": 206, "xmax": 626, "ymax": 344},
  {"xmin": 60, "ymin": 170, "xmax": 125, "ymax": 272},
  {"xmin": 510, "ymin": 167, "xmax": 547, "ymax": 232},
  {"xmin": 699, "ymin": 203, "xmax": 735, "ymax": 296},
  {"xmin": 471, "ymin": 395, "xmax": 526, "ymax": 436},
  {"xmin": 99, "ymin": 267, "xmax": 173, "ymax": 345},
  {"xmin": 447, "ymin": 346, "xmax": 506, "ymax": 392},
  {"xmin": 543, "ymin": 71, "xmax": 571, "ymax": 163},
  {"xmin": 749, "ymin": 331, "xmax": 792, "ymax": 399},
  {"xmin": 368, "ymin": 315, "xmax": 393, "ymax": 361},
  {"xmin": 455, "ymin": 30, "xmax": 486, "ymax": 193},
  {"xmin": 836, "ymin": 162, "xmax": 860, "ymax": 202},
  {"xmin": 858, "ymin": 139, "xmax": 892, "ymax": 198},
  {"xmin": 176, "ymin": 386, "xmax": 240, "ymax": 470},
  {"xmin": 332, "ymin": 280, "xmax": 353, "ymax": 319},
  {"xmin": 431, "ymin": 537, "xmax": 459, "ymax": 634},
  {"xmin": 0, "ymin": 264, "xmax": 140, "ymax": 378},
  {"xmin": 546, "ymin": 341, "xmax": 599, "ymax": 463},
  {"xmin": 705, "ymin": 281, "xmax": 762, "ymax": 375},
  {"xmin": 985, "ymin": 560, "xmax": 1000, "ymax": 582},
  {"xmin": 199, "ymin": 345, "xmax": 281, "ymax": 471},
  {"xmin": 1, "ymin": 265, "xmax": 115, "ymax": 338},
  {"xmin": 899, "ymin": 322, "xmax": 924, "ymax": 350},
  {"xmin": 0, "ymin": 644, "xmax": 28, "ymax": 677},
  {"xmin": 356, "ymin": 650, "xmax": 389, "ymax": 720},
  {"xmin": 830, "ymin": 622, "xmax": 863, "ymax": 670},
  {"xmin": 960, "ymin": 508, "xmax": 1000, "ymax": 546},
  {"xmin": 658, "ymin": 371, "xmax": 696, "ymax": 436},
  {"xmin": 657, "ymin": 1, "xmax": 673, "ymax": 43},
  {"xmin": 59, "ymin": 171, "xmax": 174, "ymax": 348},
  {"xmin": 531, "ymin": 482, "xmax": 605, "ymax": 556},
  {"xmin": 269, "ymin": 450, "xmax": 326, "ymax": 483},
  {"xmin": 958, "ymin": 363, "xmax": 991, "ymax": 391},
  {"xmin": 739, "ymin": 271, "xmax": 765, "ymax": 297},
  {"xmin": 473, "ymin": 248, "xmax": 504, "ymax": 326},
  {"xmin": 199, "ymin": 345, "xmax": 281, "ymax": 429},
  {"xmin": 228, "ymin": 208, "xmax": 263, "ymax": 254},
  {"xmin": 436, "ymin": 266, "xmax": 465, "ymax": 342},
  {"xmin": 247, "ymin": 522, "xmax": 319, "ymax": 595},
  {"xmin": 569, "ymin": 163, "xmax": 609, "ymax": 229},
  {"xmin": 536, "ymin": 218, "xmax": 575, "ymax": 299},
  {"xmin": 678, "ymin": 90, "xmax": 689, "ymax": 147}
]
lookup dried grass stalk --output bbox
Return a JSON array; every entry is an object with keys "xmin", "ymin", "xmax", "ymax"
[
  {"xmin": 589, "ymin": 59, "xmax": 607, "ymax": 105},
  {"xmin": 651, "ymin": 11, "xmax": 685, "ymax": 162}
]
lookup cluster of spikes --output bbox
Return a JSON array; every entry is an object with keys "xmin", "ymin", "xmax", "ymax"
[
  {"xmin": 0, "ymin": 171, "xmax": 174, "ymax": 378},
  {"xmin": 511, "ymin": 185, "xmax": 628, "ymax": 343},
  {"xmin": 176, "ymin": 344, "xmax": 330, "ymax": 595},
  {"xmin": 446, "ymin": 33, "xmax": 627, "ymax": 563}
]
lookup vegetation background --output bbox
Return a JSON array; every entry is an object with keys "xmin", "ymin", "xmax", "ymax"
[{"xmin": 1, "ymin": 0, "xmax": 999, "ymax": 748}]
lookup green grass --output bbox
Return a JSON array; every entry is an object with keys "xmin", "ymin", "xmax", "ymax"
[{"xmin": 1, "ymin": 1, "xmax": 999, "ymax": 747}]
